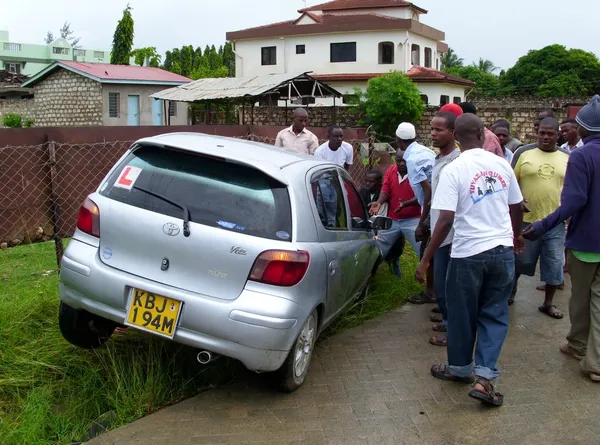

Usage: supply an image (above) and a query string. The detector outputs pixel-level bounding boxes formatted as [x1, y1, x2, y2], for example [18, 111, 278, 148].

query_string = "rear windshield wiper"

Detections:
[133, 185, 191, 237]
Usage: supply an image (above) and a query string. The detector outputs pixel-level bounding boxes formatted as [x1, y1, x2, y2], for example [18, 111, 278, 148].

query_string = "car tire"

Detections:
[273, 309, 318, 393]
[58, 302, 117, 349]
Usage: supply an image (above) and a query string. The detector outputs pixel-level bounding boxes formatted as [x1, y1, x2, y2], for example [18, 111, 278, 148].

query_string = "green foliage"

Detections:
[447, 66, 501, 96]
[440, 47, 463, 70]
[162, 42, 235, 79]
[130, 47, 161, 67]
[190, 65, 228, 80]
[3, 114, 23, 128]
[222, 42, 236, 77]
[110, 4, 135, 65]
[472, 58, 497, 74]
[501, 44, 600, 96]
[350, 72, 424, 139]
[24, 119, 35, 128]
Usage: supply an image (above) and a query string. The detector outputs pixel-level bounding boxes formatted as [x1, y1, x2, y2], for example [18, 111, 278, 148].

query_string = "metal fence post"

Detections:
[47, 141, 64, 267]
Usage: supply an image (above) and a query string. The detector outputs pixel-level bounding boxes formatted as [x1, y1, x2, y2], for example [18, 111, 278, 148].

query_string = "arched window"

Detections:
[411, 44, 420, 66]
[424, 48, 432, 68]
[378, 42, 395, 65]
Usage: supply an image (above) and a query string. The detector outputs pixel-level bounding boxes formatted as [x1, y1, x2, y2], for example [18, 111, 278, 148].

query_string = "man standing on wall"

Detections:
[523, 95, 600, 382]
[426, 111, 461, 347]
[417, 113, 524, 406]
[510, 118, 570, 317]
[314, 125, 353, 170]
[275, 108, 319, 155]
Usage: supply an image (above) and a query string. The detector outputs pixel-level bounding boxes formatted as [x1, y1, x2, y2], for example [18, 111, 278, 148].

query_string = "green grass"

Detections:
[0, 241, 421, 444]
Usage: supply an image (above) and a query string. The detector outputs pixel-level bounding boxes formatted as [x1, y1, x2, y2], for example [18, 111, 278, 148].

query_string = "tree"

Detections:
[473, 58, 497, 74]
[180, 45, 194, 76]
[501, 44, 600, 96]
[110, 4, 135, 65]
[440, 47, 463, 70]
[130, 47, 161, 67]
[351, 72, 424, 139]
[446, 66, 501, 96]
[223, 42, 236, 77]
[44, 22, 81, 47]
[44, 31, 54, 44]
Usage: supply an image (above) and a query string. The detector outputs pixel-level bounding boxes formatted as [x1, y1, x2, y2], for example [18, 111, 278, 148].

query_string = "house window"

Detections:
[292, 97, 315, 105]
[108, 93, 120, 118]
[378, 42, 394, 65]
[453, 97, 462, 104]
[94, 51, 104, 59]
[411, 44, 420, 65]
[261, 46, 277, 66]
[330, 42, 356, 63]
[420, 94, 429, 105]
[7, 63, 21, 74]
[440, 95, 450, 106]
[424, 48, 432, 68]
[296, 45, 306, 55]
[169, 101, 177, 117]
[3, 43, 21, 51]
[52, 47, 69, 55]
[74, 49, 86, 57]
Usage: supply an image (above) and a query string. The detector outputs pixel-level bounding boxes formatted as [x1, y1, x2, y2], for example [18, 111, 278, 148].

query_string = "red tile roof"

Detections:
[23, 61, 191, 87]
[227, 13, 444, 41]
[299, 0, 427, 14]
[313, 68, 475, 87]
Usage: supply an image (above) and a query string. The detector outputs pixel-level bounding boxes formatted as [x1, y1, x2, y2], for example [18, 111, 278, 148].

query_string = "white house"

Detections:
[226, 0, 474, 106]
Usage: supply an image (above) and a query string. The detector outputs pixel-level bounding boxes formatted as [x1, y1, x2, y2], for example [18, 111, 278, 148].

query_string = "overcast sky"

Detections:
[1, 0, 599, 70]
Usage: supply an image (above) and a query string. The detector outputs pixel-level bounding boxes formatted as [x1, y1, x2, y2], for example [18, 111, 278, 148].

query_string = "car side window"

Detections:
[310, 170, 348, 230]
[343, 178, 369, 230]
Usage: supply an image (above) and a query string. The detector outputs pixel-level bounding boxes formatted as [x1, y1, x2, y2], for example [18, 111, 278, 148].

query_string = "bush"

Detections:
[350, 71, 425, 140]
[3, 113, 23, 128]
[24, 119, 35, 128]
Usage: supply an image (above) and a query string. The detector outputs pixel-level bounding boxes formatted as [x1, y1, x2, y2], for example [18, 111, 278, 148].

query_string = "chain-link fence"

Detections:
[1, 133, 392, 266]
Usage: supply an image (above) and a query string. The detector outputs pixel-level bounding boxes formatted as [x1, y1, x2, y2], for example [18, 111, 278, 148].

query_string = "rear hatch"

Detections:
[96, 143, 293, 300]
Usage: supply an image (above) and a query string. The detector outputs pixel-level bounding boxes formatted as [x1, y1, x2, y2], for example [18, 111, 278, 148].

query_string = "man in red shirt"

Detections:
[369, 149, 421, 279]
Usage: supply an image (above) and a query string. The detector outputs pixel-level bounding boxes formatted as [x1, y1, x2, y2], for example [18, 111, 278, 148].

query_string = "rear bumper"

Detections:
[59, 238, 308, 372]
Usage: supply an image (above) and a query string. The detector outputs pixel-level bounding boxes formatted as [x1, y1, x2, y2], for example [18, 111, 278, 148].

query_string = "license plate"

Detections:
[125, 289, 182, 338]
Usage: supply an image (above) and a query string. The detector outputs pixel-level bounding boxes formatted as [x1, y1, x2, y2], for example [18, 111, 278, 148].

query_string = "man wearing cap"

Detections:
[396, 122, 437, 304]
[523, 95, 600, 383]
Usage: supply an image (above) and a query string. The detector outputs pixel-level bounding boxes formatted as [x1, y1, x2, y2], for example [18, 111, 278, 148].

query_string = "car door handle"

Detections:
[328, 261, 336, 276]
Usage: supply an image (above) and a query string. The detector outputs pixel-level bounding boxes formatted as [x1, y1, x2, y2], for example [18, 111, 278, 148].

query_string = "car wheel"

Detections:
[58, 302, 117, 349]
[274, 309, 318, 393]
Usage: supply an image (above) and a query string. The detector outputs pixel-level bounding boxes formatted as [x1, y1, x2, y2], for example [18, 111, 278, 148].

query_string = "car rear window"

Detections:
[100, 144, 293, 241]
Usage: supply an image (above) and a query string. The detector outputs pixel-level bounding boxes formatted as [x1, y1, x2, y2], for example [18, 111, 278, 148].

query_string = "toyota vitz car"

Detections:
[58, 133, 391, 392]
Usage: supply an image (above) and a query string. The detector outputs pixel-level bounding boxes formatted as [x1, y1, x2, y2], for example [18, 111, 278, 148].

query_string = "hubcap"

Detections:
[293, 313, 316, 378]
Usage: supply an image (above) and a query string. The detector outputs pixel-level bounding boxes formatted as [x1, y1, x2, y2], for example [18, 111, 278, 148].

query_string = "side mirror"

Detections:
[370, 216, 392, 231]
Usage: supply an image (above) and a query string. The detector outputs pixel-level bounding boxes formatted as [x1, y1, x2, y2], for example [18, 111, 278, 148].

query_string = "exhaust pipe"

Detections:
[196, 350, 219, 365]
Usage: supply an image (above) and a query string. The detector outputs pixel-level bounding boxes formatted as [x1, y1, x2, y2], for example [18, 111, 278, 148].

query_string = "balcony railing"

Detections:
[3, 43, 22, 51]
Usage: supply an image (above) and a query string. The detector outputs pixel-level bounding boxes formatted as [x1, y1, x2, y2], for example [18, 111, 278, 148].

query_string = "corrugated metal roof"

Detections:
[151, 72, 340, 102]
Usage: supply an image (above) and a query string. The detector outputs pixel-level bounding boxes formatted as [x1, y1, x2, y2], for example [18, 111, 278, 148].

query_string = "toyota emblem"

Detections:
[163, 222, 180, 236]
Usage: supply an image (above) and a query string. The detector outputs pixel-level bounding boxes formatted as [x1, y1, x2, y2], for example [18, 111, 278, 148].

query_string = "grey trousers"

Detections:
[566, 250, 600, 375]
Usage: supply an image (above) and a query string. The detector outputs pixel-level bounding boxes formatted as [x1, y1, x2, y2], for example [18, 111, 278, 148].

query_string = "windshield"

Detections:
[100, 144, 293, 241]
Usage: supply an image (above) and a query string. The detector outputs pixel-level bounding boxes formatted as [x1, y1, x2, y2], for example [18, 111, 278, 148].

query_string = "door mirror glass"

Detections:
[370, 215, 393, 231]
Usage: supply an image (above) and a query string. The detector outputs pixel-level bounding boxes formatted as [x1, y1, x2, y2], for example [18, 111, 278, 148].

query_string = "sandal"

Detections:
[538, 304, 564, 319]
[586, 372, 600, 382]
[560, 342, 583, 361]
[431, 305, 441, 314]
[432, 323, 447, 332]
[468, 378, 504, 407]
[409, 291, 436, 305]
[430, 363, 474, 383]
[429, 336, 447, 347]
[430, 314, 443, 323]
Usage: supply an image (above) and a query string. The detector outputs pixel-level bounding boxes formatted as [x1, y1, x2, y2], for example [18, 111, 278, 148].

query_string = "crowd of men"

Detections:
[274, 96, 600, 406]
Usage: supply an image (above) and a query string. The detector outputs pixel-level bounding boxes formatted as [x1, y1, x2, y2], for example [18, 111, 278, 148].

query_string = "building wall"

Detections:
[418, 83, 466, 106]
[323, 8, 418, 19]
[0, 98, 36, 127]
[235, 30, 440, 77]
[34, 69, 103, 127]
[101, 84, 188, 126]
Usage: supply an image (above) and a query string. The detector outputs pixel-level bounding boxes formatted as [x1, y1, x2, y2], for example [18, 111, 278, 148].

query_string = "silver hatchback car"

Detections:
[58, 133, 391, 392]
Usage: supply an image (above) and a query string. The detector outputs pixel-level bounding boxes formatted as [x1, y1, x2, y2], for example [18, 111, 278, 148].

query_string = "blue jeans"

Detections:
[446, 245, 515, 381]
[515, 222, 565, 285]
[434, 244, 452, 328]
[377, 218, 420, 259]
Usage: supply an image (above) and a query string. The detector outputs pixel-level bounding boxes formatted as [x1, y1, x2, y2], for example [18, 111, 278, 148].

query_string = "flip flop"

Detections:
[538, 304, 564, 319]
[560, 342, 583, 361]
[429, 336, 447, 347]
[431, 306, 441, 314]
[432, 323, 447, 332]
[430, 314, 443, 323]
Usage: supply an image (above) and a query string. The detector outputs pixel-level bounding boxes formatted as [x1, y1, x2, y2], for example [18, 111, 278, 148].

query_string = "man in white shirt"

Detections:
[314, 125, 353, 170]
[416, 114, 525, 407]
[560, 118, 584, 152]
[274, 108, 319, 155]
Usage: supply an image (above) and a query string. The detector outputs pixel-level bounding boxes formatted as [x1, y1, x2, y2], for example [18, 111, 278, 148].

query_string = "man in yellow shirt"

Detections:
[511, 117, 570, 319]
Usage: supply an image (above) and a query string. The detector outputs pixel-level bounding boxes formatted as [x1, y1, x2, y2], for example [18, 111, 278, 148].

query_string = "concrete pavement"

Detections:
[87, 272, 600, 445]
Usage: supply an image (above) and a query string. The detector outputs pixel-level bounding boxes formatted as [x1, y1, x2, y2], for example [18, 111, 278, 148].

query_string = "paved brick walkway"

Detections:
[88, 273, 600, 445]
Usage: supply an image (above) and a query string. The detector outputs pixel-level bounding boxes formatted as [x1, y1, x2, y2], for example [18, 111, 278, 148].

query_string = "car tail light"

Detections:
[77, 197, 100, 237]
[249, 250, 310, 287]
